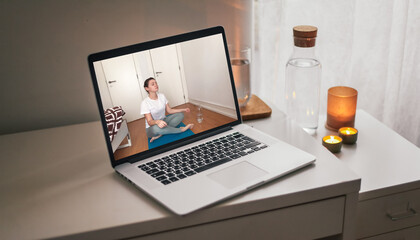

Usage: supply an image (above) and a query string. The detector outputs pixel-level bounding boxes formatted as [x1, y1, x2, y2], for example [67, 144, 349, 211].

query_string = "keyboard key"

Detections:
[185, 171, 196, 176]
[151, 171, 165, 178]
[177, 174, 187, 179]
[161, 180, 171, 185]
[169, 177, 179, 182]
[156, 176, 167, 181]
[139, 165, 150, 171]
[146, 169, 158, 174]
[190, 164, 198, 169]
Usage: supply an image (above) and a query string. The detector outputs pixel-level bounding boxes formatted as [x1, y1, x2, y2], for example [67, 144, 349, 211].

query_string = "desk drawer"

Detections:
[357, 188, 420, 239]
[136, 197, 345, 240]
[362, 225, 420, 240]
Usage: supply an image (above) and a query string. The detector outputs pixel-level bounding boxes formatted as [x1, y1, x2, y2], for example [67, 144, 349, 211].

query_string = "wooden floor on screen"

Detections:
[113, 103, 236, 160]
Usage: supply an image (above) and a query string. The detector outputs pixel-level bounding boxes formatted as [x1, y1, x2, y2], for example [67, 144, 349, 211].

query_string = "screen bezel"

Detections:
[88, 26, 242, 168]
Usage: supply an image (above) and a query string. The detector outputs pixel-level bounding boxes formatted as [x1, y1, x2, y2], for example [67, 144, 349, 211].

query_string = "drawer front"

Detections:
[136, 197, 345, 240]
[362, 224, 420, 240]
[357, 188, 420, 239]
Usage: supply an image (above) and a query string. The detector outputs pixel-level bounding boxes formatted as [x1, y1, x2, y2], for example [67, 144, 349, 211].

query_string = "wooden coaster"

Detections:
[240, 95, 272, 121]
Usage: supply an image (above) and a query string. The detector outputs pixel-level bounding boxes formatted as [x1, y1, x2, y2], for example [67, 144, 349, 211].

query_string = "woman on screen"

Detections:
[141, 77, 194, 143]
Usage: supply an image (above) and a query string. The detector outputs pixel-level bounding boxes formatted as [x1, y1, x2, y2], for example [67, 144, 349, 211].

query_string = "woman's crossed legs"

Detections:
[146, 113, 194, 142]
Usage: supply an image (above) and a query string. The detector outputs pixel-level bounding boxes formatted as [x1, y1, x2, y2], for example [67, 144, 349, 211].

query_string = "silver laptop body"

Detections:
[88, 26, 315, 215]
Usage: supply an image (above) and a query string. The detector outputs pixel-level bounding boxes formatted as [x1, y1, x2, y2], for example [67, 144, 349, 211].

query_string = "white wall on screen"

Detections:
[180, 34, 235, 115]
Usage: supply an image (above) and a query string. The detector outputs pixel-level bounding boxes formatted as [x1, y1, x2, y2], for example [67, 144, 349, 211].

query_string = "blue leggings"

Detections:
[146, 113, 184, 138]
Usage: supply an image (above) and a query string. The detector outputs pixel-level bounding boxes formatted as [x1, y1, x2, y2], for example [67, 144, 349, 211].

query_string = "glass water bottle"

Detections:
[285, 25, 321, 133]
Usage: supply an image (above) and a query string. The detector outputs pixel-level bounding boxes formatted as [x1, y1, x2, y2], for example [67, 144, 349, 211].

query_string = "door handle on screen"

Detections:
[386, 207, 417, 221]
[156, 72, 162, 74]
[108, 80, 117, 84]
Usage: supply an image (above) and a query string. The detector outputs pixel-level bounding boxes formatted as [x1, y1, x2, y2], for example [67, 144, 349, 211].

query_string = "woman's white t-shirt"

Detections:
[140, 93, 168, 128]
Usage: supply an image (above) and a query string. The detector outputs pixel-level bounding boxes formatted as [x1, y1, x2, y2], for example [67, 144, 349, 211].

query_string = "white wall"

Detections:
[181, 34, 236, 116]
[0, 0, 252, 134]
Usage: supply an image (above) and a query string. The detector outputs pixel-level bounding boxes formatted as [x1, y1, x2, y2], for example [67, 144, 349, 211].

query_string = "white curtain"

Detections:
[253, 0, 420, 147]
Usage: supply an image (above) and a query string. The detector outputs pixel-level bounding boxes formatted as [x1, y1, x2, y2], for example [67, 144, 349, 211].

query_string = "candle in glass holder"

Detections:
[326, 86, 358, 130]
[322, 135, 343, 153]
[338, 127, 358, 144]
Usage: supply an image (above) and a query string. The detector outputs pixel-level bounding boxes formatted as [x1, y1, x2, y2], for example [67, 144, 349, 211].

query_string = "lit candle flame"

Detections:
[324, 135, 341, 144]
[340, 127, 357, 135]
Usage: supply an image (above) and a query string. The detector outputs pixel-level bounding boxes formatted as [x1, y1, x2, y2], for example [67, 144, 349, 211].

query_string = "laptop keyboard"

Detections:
[138, 132, 268, 185]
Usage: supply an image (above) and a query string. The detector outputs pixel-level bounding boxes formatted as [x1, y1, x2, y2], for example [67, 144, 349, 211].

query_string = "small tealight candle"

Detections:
[338, 127, 358, 144]
[322, 135, 343, 153]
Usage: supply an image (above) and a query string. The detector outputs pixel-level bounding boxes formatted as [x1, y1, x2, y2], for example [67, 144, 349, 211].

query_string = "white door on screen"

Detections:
[133, 51, 154, 106]
[101, 54, 144, 122]
[149, 45, 186, 108]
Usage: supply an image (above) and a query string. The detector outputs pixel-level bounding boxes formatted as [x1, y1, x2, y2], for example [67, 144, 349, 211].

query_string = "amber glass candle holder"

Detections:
[326, 86, 358, 130]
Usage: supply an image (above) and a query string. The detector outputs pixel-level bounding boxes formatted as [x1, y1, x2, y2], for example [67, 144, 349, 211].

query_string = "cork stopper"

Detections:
[293, 25, 317, 47]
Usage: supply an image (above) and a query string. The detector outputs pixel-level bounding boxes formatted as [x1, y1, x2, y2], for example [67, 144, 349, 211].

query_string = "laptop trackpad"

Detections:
[207, 161, 268, 189]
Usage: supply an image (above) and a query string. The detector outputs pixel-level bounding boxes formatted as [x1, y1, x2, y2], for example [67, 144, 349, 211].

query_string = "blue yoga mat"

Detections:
[148, 122, 194, 149]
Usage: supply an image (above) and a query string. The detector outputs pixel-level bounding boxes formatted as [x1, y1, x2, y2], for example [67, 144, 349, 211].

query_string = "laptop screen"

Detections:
[88, 27, 241, 166]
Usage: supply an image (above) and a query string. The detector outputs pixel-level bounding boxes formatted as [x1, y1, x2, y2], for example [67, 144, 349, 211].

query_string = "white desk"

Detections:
[314, 110, 420, 239]
[0, 107, 360, 240]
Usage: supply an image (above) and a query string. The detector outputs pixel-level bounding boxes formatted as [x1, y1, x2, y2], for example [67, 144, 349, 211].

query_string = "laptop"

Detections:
[88, 26, 315, 215]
